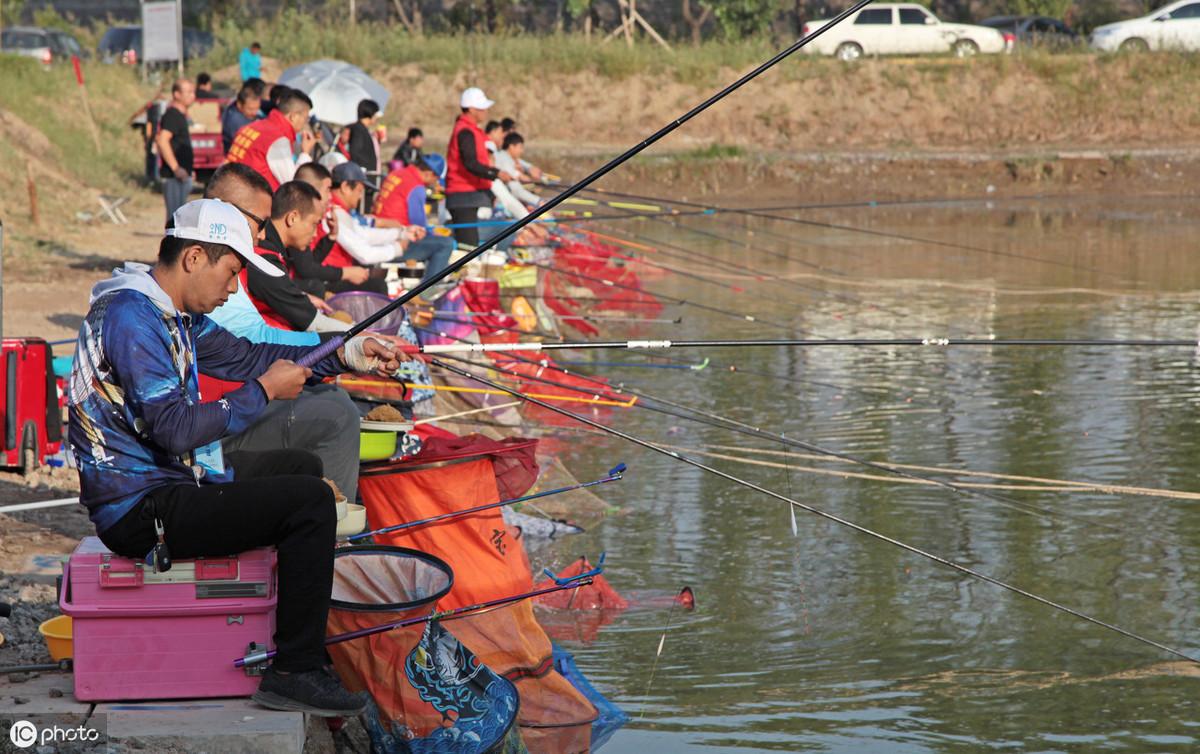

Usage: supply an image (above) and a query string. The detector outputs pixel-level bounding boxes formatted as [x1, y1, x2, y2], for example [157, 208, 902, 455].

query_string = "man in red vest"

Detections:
[228, 89, 317, 191]
[445, 87, 514, 246]
[243, 181, 351, 334]
[372, 158, 455, 284]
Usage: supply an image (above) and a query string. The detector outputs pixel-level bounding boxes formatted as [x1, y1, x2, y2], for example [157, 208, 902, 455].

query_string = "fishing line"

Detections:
[577, 186, 1126, 282]
[420, 326, 875, 397]
[526, 261, 793, 330]
[430, 358, 1199, 665]
[293, 0, 877, 368]
[577, 222, 865, 309]
[400, 336, 1200, 350]
[584, 220, 951, 331]
[430, 352, 1134, 535]
[388, 336, 1200, 354]
[556, 234, 755, 295]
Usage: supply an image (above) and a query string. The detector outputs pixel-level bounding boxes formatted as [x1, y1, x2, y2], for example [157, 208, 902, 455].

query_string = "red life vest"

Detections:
[445, 114, 493, 195]
[373, 165, 423, 224]
[226, 109, 296, 191]
[238, 246, 295, 331]
[322, 194, 356, 269]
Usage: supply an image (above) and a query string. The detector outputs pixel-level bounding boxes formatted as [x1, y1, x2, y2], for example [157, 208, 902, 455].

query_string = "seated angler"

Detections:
[321, 162, 423, 283]
[244, 180, 353, 334]
[372, 157, 456, 285]
[68, 198, 402, 716]
[290, 163, 375, 296]
[203, 163, 367, 508]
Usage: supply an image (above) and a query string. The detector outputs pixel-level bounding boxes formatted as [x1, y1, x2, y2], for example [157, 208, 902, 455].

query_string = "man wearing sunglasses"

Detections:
[201, 164, 367, 507]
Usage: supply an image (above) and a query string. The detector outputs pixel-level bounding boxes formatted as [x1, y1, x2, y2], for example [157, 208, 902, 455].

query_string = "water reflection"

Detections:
[534, 195, 1200, 752]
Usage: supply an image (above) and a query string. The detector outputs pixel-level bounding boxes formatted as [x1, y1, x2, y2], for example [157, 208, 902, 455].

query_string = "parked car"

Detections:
[1089, 0, 1200, 52]
[97, 25, 215, 64]
[980, 15, 1079, 48]
[0, 26, 85, 65]
[803, 4, 1013, 61]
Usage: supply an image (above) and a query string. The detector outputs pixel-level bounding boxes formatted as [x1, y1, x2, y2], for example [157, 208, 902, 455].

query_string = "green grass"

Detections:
[197, 11, 781, 84]
[0, 55, 146, 193]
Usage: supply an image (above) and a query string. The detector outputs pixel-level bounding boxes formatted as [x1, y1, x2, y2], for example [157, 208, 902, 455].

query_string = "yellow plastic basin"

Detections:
[360, 430, 397, 461]
[39, 615, 73, 661]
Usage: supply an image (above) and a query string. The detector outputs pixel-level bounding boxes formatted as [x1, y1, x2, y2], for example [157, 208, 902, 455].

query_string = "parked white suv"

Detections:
[804, 3, 1012, 60]
[1089, 0, 1200, 52]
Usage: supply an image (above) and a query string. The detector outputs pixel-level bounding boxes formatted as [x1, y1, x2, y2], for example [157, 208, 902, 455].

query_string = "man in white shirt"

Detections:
[494, 132, 541, 207]
[325, 161, 411, 266]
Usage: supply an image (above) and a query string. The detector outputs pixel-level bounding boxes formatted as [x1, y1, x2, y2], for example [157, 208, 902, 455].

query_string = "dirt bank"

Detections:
[4, 49, 1200, 323]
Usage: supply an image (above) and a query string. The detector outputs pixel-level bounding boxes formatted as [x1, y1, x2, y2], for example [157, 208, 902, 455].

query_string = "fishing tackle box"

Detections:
[59, 536, 277, 701]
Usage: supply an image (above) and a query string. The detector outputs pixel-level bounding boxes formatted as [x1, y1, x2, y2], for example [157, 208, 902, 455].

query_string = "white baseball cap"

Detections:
[166, 199, 283, 278]
[460, 87, 494, 110]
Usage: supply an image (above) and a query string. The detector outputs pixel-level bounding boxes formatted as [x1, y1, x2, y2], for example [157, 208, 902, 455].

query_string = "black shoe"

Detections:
[252, 667, 369, 717]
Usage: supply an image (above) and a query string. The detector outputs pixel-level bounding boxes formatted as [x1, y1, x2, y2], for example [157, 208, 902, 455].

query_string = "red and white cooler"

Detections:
[60, 537, 277, 701]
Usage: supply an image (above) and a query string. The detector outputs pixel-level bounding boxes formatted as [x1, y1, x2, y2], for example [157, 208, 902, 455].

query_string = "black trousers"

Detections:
[99, 449, 336, 672]
[449, 206, 481, 246]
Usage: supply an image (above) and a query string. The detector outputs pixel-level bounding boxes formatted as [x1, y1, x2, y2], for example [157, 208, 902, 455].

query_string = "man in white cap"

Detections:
[445, 87, 514, 246]
[67, 198, 402, 717]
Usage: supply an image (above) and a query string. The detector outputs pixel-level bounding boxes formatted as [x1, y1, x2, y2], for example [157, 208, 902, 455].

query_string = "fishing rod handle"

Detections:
[296, 336, 345, 369]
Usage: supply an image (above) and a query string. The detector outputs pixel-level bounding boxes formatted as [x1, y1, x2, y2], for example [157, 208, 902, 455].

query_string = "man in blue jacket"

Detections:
[68, 198, 401, 716]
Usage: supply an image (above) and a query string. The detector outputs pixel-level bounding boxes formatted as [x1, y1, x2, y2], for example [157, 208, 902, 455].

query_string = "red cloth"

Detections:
[412, 434, 539, 500]
[372, 164, 423, 224]
[321, 194, 355, 269]
[445, 114, 493, 195]
[225, 110, 296, 191]
[458, 279, 518, 335]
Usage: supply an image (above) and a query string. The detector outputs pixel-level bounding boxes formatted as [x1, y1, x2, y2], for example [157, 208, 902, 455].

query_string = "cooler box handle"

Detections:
[100, 559, 143, 588]
[196, 558, 238, 581]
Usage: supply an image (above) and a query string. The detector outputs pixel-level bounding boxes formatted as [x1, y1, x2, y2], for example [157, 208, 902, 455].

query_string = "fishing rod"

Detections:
[293, 0, 875, 369]
[430, 358, 1198, 664]
[345, 464, 626, 541]
[527, 261, 791, 329]
[543, 184, 1062, 219]
[380, 336, 1200, 356]
[236, 571, 599, 667]
[431, 351, 1135, 532]
[577, 186, 1124, 281]
[554, 357, 710, 371]
[494, 290, 682, 311]
[423, 324, 891, 400]
[556, 234, 755, 295]
[423, 309, 683, 326]
[578, 222, 933, 327]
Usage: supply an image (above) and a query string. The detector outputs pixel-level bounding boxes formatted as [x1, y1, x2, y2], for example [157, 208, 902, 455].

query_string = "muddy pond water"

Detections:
[531, 193, 1200, 752]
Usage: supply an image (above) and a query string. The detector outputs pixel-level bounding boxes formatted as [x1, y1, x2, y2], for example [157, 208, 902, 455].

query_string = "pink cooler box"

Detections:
[60, 537, 277, 702]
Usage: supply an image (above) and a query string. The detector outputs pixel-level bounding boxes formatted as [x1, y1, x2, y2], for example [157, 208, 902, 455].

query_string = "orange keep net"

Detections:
[325, 546, 524, 750]
[357, 440, 597, 753]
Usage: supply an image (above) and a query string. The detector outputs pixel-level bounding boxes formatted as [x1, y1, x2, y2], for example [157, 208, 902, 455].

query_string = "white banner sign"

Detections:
[141, 0, 182, 63]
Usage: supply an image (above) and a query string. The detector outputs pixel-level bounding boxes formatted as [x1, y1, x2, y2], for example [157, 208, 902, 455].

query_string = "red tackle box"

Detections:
[59, 537, 277, 702]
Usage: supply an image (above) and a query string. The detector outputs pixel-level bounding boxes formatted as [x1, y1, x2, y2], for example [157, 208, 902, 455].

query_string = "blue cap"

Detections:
[423, 153, 446, 185]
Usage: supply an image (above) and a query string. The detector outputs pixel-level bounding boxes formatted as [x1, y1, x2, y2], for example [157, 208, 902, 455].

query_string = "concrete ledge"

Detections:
[0, 673, 88, 719]
[94, 697, 305, 754]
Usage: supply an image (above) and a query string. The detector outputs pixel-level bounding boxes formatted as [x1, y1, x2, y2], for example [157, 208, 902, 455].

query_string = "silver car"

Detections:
[1, 26, 84, 65]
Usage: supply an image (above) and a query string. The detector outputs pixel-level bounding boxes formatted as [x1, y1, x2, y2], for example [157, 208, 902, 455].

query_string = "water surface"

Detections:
[533, 194, 1200, 752]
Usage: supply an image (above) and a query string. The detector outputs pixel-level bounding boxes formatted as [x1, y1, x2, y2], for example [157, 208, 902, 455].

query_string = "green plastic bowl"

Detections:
[359, 430, 397, 461]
